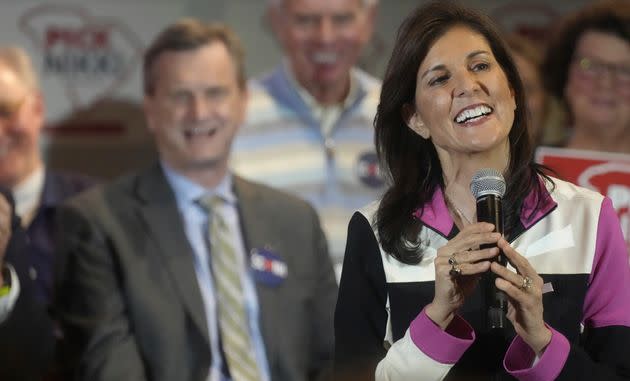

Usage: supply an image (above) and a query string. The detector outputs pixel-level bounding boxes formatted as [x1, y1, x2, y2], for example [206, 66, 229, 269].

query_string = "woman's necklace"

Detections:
[444, 193, 475, 226]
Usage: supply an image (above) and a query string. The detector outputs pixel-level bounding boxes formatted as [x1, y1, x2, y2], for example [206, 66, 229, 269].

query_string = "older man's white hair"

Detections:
[0, 46, 39, 91]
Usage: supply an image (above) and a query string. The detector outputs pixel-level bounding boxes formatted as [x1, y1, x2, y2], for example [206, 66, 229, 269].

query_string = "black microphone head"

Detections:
[470, 168, 506, 199]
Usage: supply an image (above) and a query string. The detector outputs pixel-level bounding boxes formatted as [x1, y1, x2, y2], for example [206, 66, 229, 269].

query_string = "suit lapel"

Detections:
[136, 165, 210, 344]
[233, 176, 263, 255]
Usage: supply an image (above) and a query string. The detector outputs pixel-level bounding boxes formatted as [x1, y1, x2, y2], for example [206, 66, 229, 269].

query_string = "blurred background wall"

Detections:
[0, 0, 591, 180]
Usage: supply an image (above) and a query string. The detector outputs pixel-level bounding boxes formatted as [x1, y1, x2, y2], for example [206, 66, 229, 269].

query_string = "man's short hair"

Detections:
[143, 19, 246, 95]
[0, 46, 38, 91]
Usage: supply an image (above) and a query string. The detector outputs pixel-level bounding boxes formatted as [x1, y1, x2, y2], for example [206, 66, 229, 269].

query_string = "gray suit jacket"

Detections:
[54, 164, 337, 381]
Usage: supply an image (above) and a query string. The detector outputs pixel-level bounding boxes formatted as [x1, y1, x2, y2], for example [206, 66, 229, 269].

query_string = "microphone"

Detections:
[470, 168, 507, 330]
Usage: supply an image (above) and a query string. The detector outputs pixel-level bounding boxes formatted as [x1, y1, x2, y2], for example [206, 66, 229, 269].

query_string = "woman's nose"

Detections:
[454, 71, 481, 97]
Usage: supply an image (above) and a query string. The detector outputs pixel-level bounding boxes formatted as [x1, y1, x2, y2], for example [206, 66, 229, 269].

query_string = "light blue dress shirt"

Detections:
[162, 163, 270, 381]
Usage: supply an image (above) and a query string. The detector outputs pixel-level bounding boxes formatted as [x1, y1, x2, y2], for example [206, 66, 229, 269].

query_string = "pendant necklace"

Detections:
[444, 193, 475, 226]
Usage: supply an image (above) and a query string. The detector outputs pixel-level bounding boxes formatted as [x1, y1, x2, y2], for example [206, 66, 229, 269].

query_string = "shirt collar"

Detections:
[520, 177, 556, 229]
[12, 165, 45, 221]
[412, 186, 454, 237]
[160, 161, 236, 208]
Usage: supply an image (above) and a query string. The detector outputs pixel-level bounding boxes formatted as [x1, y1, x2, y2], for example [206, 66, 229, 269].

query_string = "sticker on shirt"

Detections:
[356, 151, 385, 188]
[250, 248, 287, 287]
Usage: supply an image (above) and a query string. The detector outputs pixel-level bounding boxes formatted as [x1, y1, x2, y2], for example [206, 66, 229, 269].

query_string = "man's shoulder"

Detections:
[235, 175, 314, 214]
[351, 67, 381, 116]
[352, 67, 382, 92]
[249, 64, 284, 89]
[47, 169, 95, 186]
[63, 169, 147, 216]
[44, 169, 98, 202]
[246, 67, 284, 107]
[246, 80, 277, 112]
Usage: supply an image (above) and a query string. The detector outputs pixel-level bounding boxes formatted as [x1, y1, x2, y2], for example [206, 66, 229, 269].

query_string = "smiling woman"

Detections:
[334, 2, 630, 381]
[405, 25, 516, 171]
[543, 0, 630, 154]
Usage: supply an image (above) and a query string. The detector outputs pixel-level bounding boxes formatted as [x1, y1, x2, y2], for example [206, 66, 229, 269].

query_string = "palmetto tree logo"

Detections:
[19, 4, 144, 110]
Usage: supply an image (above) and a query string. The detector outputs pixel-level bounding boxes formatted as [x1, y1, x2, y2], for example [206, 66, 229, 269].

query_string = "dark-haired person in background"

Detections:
[334, 2, 630, 380]
[504, 33, 566, 148]
[543, 0, 630, 154]
[0, 189, 54, 381]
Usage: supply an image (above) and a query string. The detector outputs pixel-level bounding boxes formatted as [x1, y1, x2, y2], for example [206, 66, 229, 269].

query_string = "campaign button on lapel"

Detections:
[250, 248, 287, 287]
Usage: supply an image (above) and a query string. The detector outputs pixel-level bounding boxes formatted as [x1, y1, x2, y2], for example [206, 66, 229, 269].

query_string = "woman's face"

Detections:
[408, 26, 516, 163]
[565, 30, 630, 130]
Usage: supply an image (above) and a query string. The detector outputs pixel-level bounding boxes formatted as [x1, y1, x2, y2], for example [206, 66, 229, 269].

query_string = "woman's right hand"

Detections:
[425, 222, 501, 329]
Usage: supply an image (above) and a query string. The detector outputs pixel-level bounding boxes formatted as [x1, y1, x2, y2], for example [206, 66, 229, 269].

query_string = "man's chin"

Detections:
[187, 157, 223, 170]
[314, 70, 346, 84]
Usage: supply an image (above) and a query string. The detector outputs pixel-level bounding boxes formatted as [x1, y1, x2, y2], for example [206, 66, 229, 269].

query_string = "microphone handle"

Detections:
[476, 195, 507, 330]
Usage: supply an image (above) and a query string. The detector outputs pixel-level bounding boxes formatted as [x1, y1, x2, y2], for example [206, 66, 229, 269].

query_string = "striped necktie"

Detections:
[198, 195, 262, 381]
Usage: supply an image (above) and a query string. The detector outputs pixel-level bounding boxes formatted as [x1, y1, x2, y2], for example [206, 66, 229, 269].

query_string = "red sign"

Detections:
[45, 26, 110, 49]
[536, 147, 630, 249]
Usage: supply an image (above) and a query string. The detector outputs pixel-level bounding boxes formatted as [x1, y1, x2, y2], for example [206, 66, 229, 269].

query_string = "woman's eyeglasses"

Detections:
[573, 56, 630, 86]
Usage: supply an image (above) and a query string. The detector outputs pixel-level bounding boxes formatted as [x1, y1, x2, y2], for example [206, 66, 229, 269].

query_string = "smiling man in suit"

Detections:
[55, 19, 337, 381]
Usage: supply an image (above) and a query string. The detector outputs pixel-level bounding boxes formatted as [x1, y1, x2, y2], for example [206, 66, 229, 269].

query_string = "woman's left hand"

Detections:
[491, 238, 552, 355]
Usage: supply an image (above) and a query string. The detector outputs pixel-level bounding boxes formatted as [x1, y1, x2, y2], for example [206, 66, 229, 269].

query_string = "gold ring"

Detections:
[449, 264, 461, 277]
[448, 255, 458, 266]
[521, 276, 533, 290]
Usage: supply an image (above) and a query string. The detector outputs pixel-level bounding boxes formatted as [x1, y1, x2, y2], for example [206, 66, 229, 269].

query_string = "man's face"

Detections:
[0, 62, 43, 188]
[143, 42, 247, 174]
[271, 0, 375, 92]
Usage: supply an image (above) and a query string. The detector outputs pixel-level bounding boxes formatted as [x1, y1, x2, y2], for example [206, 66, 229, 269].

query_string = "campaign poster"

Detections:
[0, 1, 183, 178]
[536, 147, 630, 251]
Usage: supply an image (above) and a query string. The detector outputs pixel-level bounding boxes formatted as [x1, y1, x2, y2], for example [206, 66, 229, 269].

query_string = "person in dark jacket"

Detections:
[0, 188, 54, 381]
[0, 46, 96, 379]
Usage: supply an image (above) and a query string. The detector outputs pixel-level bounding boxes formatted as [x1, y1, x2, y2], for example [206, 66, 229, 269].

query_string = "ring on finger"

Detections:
[449, 264, 462, 277]
[448, 255, 458, 266]
[520, 275, 533, 290]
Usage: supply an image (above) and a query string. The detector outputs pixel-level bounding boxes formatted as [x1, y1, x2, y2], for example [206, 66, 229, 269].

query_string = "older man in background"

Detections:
[0, 46, 94, 306]
[231, 0, 382, 280]
[0, 47, 94, 379]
